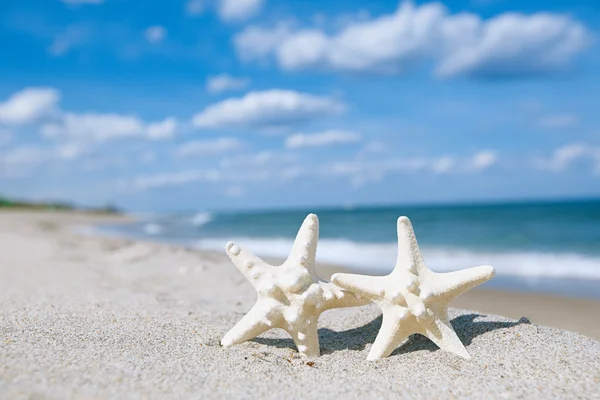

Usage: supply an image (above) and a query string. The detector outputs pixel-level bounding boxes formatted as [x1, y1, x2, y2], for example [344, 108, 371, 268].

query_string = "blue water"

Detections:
[97, 199, 600, 298]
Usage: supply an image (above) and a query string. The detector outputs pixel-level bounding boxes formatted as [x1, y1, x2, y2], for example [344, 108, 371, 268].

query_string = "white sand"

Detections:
[1, 211, 600, 399]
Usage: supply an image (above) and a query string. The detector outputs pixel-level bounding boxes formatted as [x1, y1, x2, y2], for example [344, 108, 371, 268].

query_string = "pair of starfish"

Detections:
[220, 214, 495, 360]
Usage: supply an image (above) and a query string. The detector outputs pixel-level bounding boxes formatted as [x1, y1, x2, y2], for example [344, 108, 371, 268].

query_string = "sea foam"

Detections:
[195, 237, 600, 280]
[191, 212, 213, 226]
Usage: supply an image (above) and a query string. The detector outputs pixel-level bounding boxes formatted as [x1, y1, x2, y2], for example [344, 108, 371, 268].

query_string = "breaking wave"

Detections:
[190, 212, 213, 226]
[194, 237, 600, 280]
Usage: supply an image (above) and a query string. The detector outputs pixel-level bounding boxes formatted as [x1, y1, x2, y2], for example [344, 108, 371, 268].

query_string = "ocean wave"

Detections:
[143, 223, 162, 235]
[190, 212, 213, 226]
[194, 237, 600, 280]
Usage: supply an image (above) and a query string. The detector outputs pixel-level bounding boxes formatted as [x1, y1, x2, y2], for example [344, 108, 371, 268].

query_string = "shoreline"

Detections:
[79, 212, 600, 340]
[91, 214, 600, 301]
[2, 210, 600, 398]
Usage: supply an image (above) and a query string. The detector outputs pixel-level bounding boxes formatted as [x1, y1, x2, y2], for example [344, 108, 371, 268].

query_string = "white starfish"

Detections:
[331, 216, 495, 360]
[221, 213, 367, 357]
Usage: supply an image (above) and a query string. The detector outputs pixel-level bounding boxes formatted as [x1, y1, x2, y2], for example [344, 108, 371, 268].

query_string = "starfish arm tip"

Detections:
[480, 264, 496, 278]
[397, 215, 410, 225]
[306, 213, 318, 223]
[331, 273, 384, 299]
[453, 344, 471, 359]
[330, 273, 347, 288]
[396, 216, 415, 233]
[220, 335, 234, 347]
[225, 241, 239, 256]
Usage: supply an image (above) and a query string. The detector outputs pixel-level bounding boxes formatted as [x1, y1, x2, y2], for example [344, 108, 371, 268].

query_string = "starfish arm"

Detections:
[284, 213, 319, 276]
[420, 313, 470, 359]
[225, 241, 271, 283]
[221, 302, 275, 347]
[367, 310, 412, 360]
[423, 265, 495, 304]
[394, 216, 424, 274]
[331, 273, 390, 300]
[317, 281, 371, 311]
[289, 316, 320, 357]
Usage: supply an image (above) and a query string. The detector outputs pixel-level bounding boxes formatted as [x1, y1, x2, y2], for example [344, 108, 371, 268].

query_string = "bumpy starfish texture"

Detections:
[332, 216, 495, 361]
[221, 214, 367, 357]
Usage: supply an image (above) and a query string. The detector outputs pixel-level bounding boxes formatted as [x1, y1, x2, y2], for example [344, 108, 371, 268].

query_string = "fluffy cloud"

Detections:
[54, 142, 86, 160]
[1, 87, 177, 143]
[192, 90, 344, 129]
[285, 130, 361, 149]
[536, 143, 600, 173]
[235, 1, 589, 77]
[218, 0, 264, 21]
[430, 156, 455, 174]
[133, 170, 221, 190]
[0, 88, 60, 125]
[219, 150, 298, 168]
[176, 138, 241, 157]
[234, 24, 291, 61]
[130, 149, 499, 190]
[206, 74, 250, 94]
[146, 118, 177, 139]
[48, 25, 91, 57]
[537, 114, 579, 129]
[43, 113, 177, 142]
[0, 143, 87, 178]
[318, 150, 499, 186]
[144, 26, 167, 44]
[185, 0, 264, 21]
[469, 151, 498, 171]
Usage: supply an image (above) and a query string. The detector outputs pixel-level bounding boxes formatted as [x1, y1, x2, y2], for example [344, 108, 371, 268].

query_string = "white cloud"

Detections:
[234, 24, 291, 61]
[48, 25, 91, 57]
[43, 113, 177, 142]
[218, 0, 264, 22]
[192, 90, 344, 129]
[176, 138, 241, 157]
[536, 143, 600, 173]
[0, 88, 60, 125]
[45, 113, 143, 141]
[220, 150, 298, 168]
[54, 142, 86, 160]
[146, 118, 177, 139]
[186, 0, 205, 15]
[235, 1, 589, 77]
[144, 26, 167, 44]
[537, 114, 579, 129]
[0, 143, 86, 178]
[469, 151, 498, 170]
[206, 74, 250, 94]
[128, 148, 499, 191]
[133, 170, 221, 190]
[61, 0, 104, 4]
[318, 150, 498, 185]
[285, 130, 361, 149]
[430, 156, 455, 174]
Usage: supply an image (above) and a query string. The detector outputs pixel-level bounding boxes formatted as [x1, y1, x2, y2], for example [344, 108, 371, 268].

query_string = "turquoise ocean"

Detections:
[97, 199, 600, 299]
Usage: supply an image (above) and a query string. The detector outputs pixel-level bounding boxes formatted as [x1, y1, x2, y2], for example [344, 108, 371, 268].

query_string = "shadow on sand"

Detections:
[253, 313, 529, 356]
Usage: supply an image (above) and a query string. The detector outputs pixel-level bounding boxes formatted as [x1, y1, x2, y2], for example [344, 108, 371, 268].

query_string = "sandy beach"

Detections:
[1, 210, 600, 399]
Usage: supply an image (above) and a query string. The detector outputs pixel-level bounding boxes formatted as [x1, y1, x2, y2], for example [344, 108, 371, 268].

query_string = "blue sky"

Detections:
[1, 0, 599, 212]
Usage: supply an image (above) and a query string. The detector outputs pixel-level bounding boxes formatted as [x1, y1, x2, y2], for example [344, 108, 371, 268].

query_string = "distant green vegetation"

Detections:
[0, 196, 122, 215]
